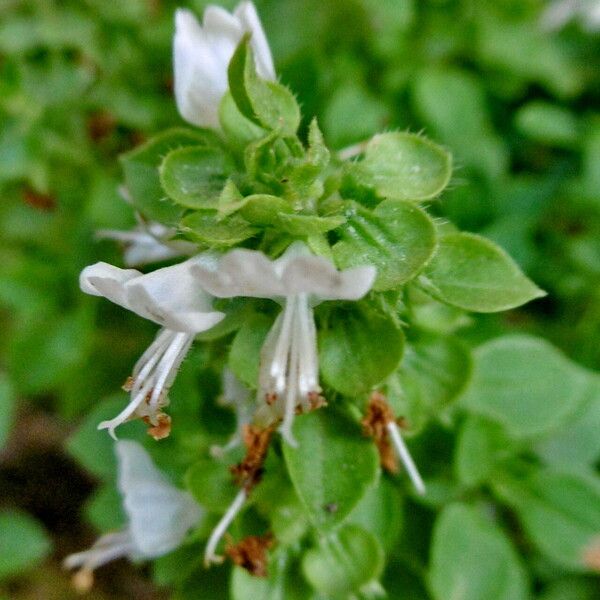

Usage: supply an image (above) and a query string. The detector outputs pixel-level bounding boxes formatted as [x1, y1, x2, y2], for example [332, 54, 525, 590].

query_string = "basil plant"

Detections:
[64, 3, 586, 599]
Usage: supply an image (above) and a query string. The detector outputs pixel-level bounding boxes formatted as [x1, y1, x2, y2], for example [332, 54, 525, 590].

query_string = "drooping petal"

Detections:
[80, 255, 225, 334]
[234, 1, 276, 79]
[80, 262, 142, 306]
[116, 441, 203, 557]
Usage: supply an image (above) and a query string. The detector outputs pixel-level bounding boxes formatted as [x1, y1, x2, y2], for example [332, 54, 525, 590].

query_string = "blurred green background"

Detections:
[0, 0, 598, 598]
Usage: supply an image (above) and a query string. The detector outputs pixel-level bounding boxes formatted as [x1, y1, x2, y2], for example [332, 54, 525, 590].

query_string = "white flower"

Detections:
[541, 0, 600, 31]
[174, 2, 275, 129]
[64, 441, 202, 589]
[96, 221, 196, 267]
[192, 242, 376, 446]
[80, 255, 225, 438]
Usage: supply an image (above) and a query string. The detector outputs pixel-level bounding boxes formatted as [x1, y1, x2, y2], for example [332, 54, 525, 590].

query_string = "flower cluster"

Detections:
[66, 0, 543, 591]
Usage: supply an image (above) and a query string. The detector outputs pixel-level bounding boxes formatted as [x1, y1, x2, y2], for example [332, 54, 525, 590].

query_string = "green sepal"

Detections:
[120, 128, 217, 223]
[228, 37, 300, 136]
[219, 90, 266, 150]
[277, 213, 345, 236]
[160, 145, 236, 209]
[180, 210, 258, 247]
[348, 131, 452, 201]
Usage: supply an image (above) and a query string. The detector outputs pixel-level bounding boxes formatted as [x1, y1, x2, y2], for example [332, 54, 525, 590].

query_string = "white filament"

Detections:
[204, 489, 247, 566]
[387, 422, 426, 495]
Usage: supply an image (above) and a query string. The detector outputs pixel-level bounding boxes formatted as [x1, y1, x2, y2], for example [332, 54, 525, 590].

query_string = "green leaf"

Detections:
[319, 303, 404, 397]
[159, 146, 235, 209]
[66, 394, 145, 479]
[302, 525, 384, 598]
[0, 511, 51, 580]
[333, 200, 437, 291]
[515, 102, 579, 149]
[352, 132, 452, 201]
[348, 478, 403, 553]
[423, 233, 545, 312]
[120, 128, 215, 223]
[185, 458, 239, 512]
[493, 469, 600, 573]
[454, 416, 516, 487]
[394, 333, 472, 430]
[228, 38, 300, 136]
[538, 577, 600, 600]
[0, 373, 16, 448]
[283, 409, 379, 531]
[429, 503, 530, 600]
[229, 313, 272, 388]
[412, 67, 508, 180]
[231, 552, 311, 600]
[180, 211, 258, 247]
[460, 335, 590, 439]
[535, 375, 600, 467]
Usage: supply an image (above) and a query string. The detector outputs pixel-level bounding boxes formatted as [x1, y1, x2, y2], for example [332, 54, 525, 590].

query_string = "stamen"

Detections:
[204, 489, 247, 566]
[387, 422, 426, 496]
[98, 329, 192, 439]
[269, 297, 296, 391]
[278, 299, 301, 447]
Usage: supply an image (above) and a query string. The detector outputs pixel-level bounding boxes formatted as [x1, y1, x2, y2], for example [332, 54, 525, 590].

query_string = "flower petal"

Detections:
[192, 248, 286, 298]
[116, 441, 203, 557]
[282, 258, 377, 300]
[234, 1, 276, 80]
[80, 262, 142, 308]
[174, 9, 226, 128]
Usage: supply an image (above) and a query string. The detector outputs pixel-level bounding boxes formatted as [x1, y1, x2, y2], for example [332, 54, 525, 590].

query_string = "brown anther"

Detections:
[265, 392, 278, 406]
[582, 537, 600, 572]
[230, 424, 274, 493]
[122, 376, 134, 392]
[22, 188, 56, 211]
[143, 413, 172, 441]
[361, 391, 398, 474]
[225, 533, 274, 577]
[307, 391, 327, 411]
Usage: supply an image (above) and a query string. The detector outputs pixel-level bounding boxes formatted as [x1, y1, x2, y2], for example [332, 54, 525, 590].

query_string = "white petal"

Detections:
[80, 262, 141, 307]
[125, 255, 224, 332]
[174, 9, 225, 128]
[116, 441, 203, 557]
[192, 249, 286, 298]
[282, 258, 377, 300]
[234, 1, 276, 79]
[81, 256, 225, 333]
